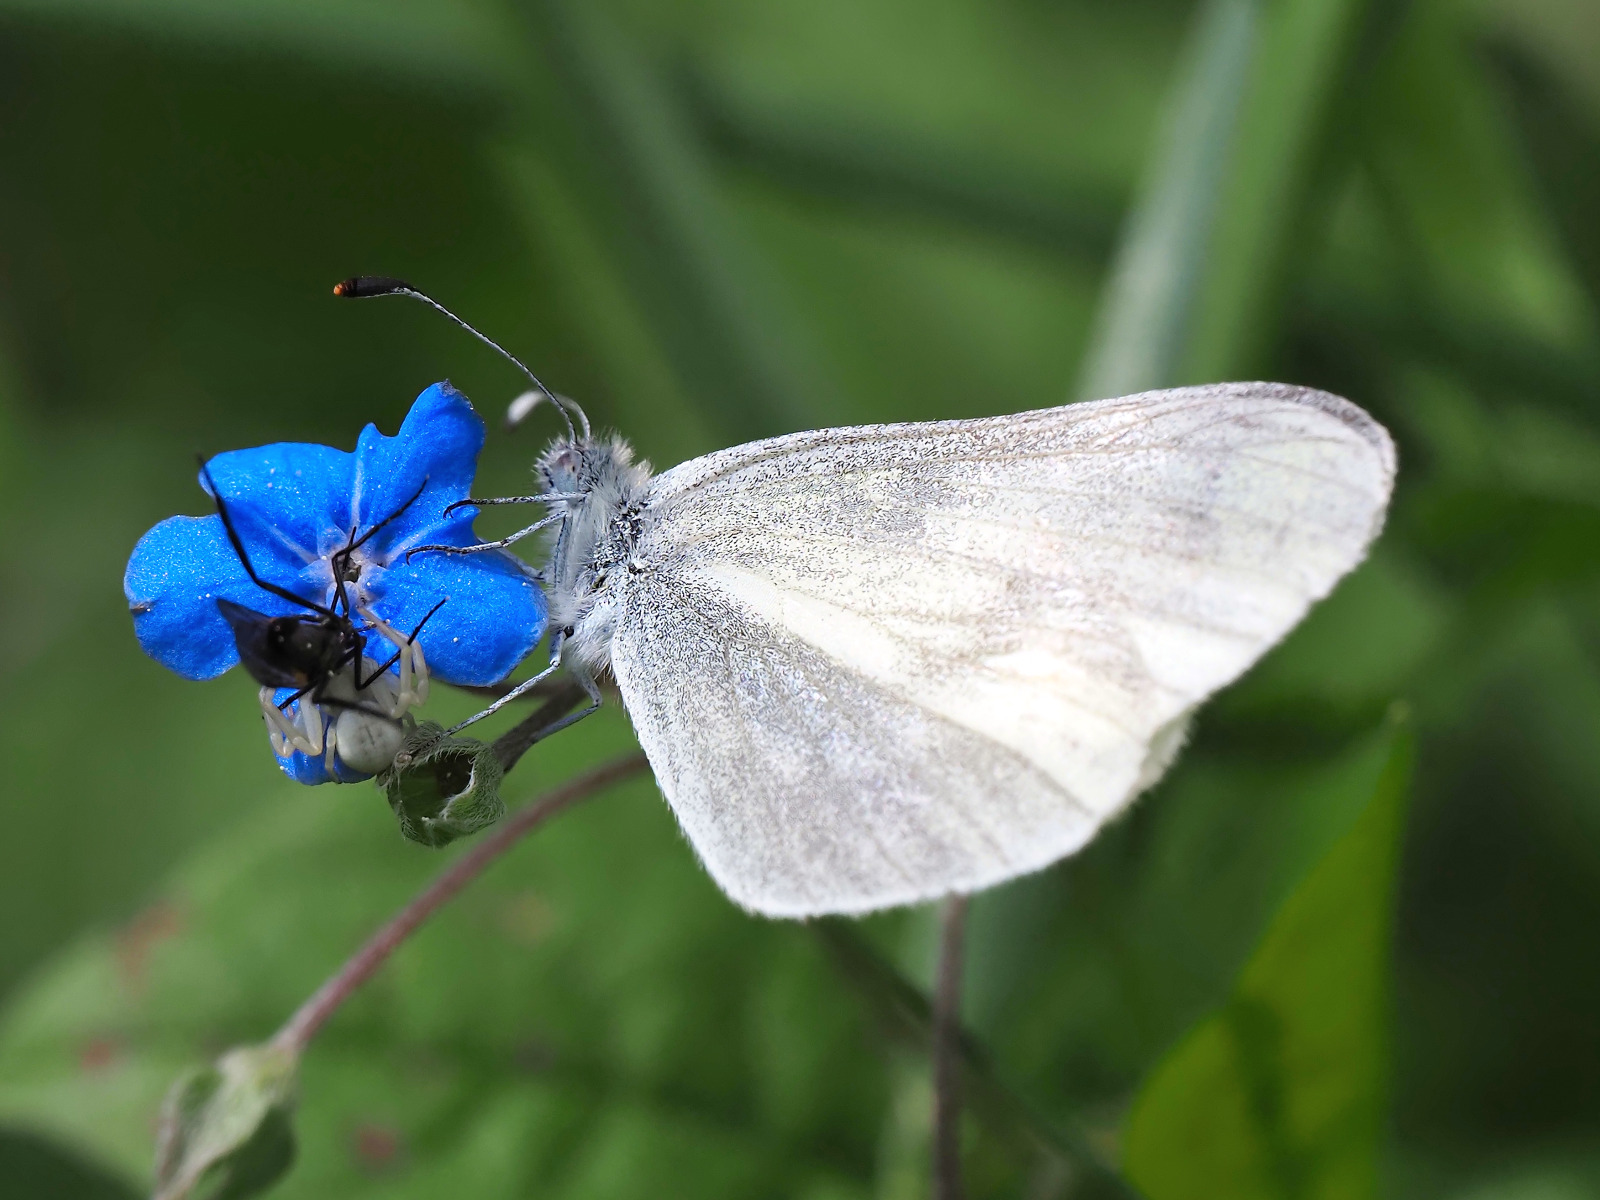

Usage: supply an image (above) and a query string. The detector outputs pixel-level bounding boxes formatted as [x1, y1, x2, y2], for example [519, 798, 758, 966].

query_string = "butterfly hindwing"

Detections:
[608, 383, 1395, 917]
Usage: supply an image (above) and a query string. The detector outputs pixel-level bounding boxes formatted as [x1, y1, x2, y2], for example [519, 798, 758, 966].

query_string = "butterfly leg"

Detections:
[490, 673, 603, 772]
[524, 668, 601, 744]
[440, 493, 585, 517]
[405, 511, 563, 562]
[447, 631, 574, 733]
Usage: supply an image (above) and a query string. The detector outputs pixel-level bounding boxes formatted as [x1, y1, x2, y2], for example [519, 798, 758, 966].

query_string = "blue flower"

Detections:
[124, 383, 547, 783]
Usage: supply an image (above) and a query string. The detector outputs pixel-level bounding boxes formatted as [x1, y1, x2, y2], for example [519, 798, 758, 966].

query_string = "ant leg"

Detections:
[198, 458, 335, 619]
[347, 476, 431, 555]
[329, 475, 433, 616]
[405, 512, 562, 562]
[448, 633, 568, 733]
[278, 683, 313, 712]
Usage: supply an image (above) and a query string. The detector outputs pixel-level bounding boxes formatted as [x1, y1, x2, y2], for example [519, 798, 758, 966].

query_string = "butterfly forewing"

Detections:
[610, 383, 1395, 917]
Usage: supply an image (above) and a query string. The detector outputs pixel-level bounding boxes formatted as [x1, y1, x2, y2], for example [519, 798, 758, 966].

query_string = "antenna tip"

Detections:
[506, 390, 547, 429]
[332, 276, 412, 299]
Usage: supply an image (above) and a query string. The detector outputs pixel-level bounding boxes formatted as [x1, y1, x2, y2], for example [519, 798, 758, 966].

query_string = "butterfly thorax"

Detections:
[535, 435, 654, 676]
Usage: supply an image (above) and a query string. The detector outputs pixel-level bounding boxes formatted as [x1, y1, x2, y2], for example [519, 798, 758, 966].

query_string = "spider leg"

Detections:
[260, 685, 323, 757]
[349, 629, 376, 691]
[358, 599, 443, 716]
[524, 668, 602, 744]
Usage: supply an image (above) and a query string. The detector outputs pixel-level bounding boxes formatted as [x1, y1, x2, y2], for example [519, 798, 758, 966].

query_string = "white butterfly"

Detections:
[436, 381, 1394, 918]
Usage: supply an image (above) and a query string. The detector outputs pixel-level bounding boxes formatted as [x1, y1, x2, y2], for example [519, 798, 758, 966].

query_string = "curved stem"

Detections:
[271, 751, 649, 1056]
[491, 680, 588, 772]
[933, 893, 969, 1200]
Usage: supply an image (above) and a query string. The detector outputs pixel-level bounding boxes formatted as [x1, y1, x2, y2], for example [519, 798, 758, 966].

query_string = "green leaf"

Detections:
[0, 0, 520, 97]
[504, 0, 829, 446]
[1080, 0, 1382, 398]
[1356, 0, 1599, 361]
[0, 717, 891, 1196]
[1122, 718, 1413, 1200]
[0, 1129, 139, 1200]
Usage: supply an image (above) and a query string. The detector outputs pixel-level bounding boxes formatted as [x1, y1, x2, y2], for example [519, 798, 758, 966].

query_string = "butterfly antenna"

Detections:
[506, 389, 591, 439]
[333, 276, 582, 442]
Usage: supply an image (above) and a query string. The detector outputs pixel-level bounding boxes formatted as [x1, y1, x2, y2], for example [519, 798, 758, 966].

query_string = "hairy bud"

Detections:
[378, 722, 505, 847]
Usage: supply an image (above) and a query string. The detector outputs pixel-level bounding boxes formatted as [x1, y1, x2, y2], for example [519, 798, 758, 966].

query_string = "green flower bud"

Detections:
[377, 721, 505, 848]
[153, 1042, 298, 1200]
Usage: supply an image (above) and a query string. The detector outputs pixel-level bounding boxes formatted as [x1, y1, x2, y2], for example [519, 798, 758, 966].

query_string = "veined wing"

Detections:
[610, 383, 1395, 917]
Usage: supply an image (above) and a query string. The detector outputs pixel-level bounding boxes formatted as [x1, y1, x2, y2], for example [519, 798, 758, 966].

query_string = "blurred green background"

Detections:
[0, 0, 1597, 1196]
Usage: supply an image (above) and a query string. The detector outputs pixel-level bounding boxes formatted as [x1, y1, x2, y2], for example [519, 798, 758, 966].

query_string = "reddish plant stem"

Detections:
[272, 751, 649, 1056]
[932, 892, 969, 1200]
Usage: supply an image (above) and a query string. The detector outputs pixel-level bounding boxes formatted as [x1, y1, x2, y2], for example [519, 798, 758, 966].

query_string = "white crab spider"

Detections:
[260, 606, 432, 776]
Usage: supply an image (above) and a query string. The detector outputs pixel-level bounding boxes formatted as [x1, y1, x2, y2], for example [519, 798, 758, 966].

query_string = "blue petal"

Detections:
[130, 382, 544, 727]
[372, 547, 547, 685]
[276, 746, 340, 786]
[201, 440, 355, 565]
[351, 383, 485, 561]
[125, 514, 311, 680]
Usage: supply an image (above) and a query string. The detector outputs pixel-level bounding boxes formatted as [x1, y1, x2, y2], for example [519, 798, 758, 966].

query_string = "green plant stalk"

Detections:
[1077, 0, 1260, 401]
[1181, 0, 1380, 381]
[932, 894, 970, 1200]
[814, 919, 1143, 1198]
[506, 0, 827, 445]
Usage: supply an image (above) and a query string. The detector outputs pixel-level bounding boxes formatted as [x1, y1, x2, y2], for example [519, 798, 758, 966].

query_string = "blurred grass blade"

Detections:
[1180, 0, 1381, 382]
[1315, 1, 1600, 398]
[1122, 717, 1413, 1200]
[991, 0, 1383, 1090]
[0, 0, 520, 98]
[1079, 0, 1379, 398]
[1076, 0, 1259, 401]
[507, 0, 829, 444]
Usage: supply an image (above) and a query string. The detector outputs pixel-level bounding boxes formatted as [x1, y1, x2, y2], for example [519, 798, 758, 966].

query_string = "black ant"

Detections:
[201, 457, 445, 771]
